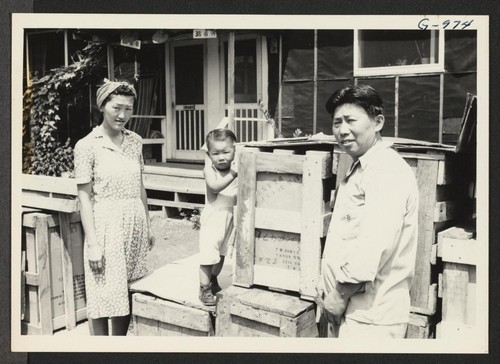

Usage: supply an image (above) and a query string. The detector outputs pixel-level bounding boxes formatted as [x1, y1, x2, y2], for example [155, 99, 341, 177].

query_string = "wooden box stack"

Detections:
[216, 286, 318, 337]
[435, 225, 477, 339]
[234, 146, 334, 301]
[21, 211, 87, 335]
[333, 149, 464, 338]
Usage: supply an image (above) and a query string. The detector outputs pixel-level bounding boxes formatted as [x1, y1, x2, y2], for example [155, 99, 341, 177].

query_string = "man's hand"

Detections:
[315, 288, 347, 325]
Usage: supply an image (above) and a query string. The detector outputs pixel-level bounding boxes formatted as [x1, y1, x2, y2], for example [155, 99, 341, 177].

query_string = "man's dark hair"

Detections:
[325, 84, 384, 119]
[206, 128, 237, 150]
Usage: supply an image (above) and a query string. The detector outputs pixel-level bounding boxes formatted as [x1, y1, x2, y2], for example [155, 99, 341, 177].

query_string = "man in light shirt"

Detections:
[317, 85, 419, 338]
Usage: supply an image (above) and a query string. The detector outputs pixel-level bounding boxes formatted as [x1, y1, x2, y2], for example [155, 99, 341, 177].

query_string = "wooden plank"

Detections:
[132, 294, 212, 333]
[436, 321, 475, 339]
[255, 173, 302, 212]
[399, 152, 446, 161]
[234, 152, 257, 287]
[237, 287, 311, 318]
[253, 265, 300, 292]
[440, 238, 478, 265]
[254, 208, 302, 234]
[58, 212, 76, 331]
[21, 251, 26, 321]
[293, 309, 318, 337]
[406, 312, 434, 339]
[230, 302, 281, 327]
[411, 158, 439, 312]
[305, 150, 333, 178]
[144, 176, 205, 194]
[255, 153, 305, 174]
[34, 214, 53, 335]
[273, 149, 296, 155]
[143, 164, 204, 179]
[442, 262, 475, 325]
[158, 320, 212, 336]
[147, 198, 204, 210]
[299, 151, 324, 298]
[22, 190, 79, 213]
[22, 174, 78, 195]
[228, 32, 235, 131]
[434, 201, 460, 222]
[135, 316, 160, 336]
[25, 225, 39, 328]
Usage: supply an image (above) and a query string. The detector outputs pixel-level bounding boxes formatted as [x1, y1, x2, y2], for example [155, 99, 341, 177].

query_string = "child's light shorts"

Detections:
[199, 206, 235, 265]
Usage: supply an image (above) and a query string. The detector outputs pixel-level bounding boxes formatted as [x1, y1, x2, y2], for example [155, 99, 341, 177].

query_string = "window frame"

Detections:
[353, 29, 445, 77]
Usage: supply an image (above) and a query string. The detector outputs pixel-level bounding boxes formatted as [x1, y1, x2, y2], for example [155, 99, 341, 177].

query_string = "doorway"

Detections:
[170, 41, 207, 160]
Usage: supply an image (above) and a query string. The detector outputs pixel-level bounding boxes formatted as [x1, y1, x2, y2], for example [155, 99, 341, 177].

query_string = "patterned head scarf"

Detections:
[96, 78, 137, 109]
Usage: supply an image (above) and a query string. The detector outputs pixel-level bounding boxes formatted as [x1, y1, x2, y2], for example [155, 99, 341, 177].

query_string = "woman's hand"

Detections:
[148, 235, 155, 251]
[87, 244, 104, 273]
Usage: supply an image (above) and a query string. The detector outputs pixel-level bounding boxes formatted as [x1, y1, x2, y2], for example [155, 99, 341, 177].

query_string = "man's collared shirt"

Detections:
[322, 140, 419, 325]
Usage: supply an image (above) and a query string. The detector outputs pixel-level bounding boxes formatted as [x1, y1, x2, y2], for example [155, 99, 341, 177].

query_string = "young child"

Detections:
[198, 129, 238, 305]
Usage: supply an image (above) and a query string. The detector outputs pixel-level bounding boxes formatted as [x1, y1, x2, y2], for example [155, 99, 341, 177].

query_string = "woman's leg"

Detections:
[111, 315, 131, 336]
[88, 317, 109, 336]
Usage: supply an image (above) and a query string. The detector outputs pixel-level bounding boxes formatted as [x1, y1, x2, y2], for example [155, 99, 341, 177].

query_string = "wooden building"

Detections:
[24, 28, 477, 164]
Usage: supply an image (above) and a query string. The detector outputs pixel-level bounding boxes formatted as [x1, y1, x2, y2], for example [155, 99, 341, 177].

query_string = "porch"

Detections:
[143, 161, 205, 216]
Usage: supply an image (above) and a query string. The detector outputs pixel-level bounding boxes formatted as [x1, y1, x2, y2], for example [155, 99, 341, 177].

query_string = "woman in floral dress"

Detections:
[74, 79, 153, 335]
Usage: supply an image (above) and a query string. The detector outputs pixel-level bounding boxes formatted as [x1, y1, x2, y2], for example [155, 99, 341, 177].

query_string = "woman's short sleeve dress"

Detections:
[74, 126, 149, 319]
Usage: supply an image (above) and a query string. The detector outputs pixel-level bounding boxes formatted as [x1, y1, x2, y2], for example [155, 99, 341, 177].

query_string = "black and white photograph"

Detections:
[10, 12, 488, 354]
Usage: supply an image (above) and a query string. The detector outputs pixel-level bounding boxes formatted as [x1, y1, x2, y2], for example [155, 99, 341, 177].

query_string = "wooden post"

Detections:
[58, 212, 76, 330]
[411, 159, 439, 314]
[300, 151, 328, 299]
[34, 214, 53, 335]
[228, 32, 235, 132]
[234, 151, 257, 286]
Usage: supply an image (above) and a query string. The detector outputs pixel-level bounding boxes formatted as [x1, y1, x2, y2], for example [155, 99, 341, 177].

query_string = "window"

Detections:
[224, 38, 257, 103]
[354, 29, 444, 76]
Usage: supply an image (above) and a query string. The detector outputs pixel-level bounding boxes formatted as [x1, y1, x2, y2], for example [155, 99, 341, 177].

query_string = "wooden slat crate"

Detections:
[234, 147, 334, 300]
[333, 150, 464, 316]
[215, 286, 318, 337]
[406, 312, 437, 339]
[132, 293, 215, 336]
[22, 211, 87, 335]
[436, 226, 477, 339]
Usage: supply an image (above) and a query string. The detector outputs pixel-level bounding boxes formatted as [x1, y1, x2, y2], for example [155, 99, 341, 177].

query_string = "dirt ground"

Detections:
[146, 210, 200, 272]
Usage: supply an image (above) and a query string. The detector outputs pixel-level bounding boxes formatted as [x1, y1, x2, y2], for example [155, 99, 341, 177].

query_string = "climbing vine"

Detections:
[23, 41, 107, 176]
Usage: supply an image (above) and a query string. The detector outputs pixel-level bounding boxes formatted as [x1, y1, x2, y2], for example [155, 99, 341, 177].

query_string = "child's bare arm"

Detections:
[204, 162, 237, 194]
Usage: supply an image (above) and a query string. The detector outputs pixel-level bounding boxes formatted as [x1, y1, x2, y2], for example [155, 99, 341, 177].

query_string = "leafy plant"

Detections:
[23, 41, 106, 176]
[258, 99, 283, 138]
[180, 209, 201, 230]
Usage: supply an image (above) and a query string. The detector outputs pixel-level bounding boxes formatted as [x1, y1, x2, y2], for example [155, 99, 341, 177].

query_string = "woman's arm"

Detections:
[77, 182, 103, 270]
[141, 177, 154, 249]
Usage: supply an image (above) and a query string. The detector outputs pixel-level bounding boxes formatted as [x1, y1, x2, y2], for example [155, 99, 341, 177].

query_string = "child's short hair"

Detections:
[206, 128, 237, 150]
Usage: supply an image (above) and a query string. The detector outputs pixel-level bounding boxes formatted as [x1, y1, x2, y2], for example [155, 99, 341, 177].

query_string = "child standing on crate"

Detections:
[198, 129, 238, 306]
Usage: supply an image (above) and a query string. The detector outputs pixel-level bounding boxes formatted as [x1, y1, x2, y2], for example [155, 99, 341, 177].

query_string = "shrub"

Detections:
[23, 41, 106, 176]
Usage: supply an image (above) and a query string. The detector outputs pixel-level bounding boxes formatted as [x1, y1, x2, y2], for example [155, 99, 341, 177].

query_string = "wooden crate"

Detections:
[333, 150, 464, 316]
[234, 147, 334, 300]
[406, 312, 437, 339]
[22, 211, 87, 335]
[215, 286, 318, 337]
[436, 226, 477, 338]
[132, 293, 215, 336]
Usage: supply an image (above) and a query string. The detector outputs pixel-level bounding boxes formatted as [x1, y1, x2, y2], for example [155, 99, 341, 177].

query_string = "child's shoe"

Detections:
[199, 285, 217, 306]
[210, 276, 222, 295]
